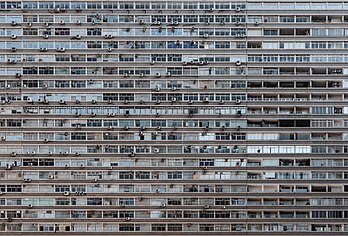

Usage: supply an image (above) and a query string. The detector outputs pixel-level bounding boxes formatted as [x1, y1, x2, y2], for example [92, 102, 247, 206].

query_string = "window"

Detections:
[264, 29, 278, 36]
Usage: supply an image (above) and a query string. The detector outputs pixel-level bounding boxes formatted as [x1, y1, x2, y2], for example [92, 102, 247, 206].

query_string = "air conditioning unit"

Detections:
[73, 99, 80, 105]
[48, 175, 54, 179]
[56, 47, 66, 52]
[107, 48, 112, 52]
[236, 99, 241, 104]
[44, 138, 49, 143]
[235, 7, 241, 12]
[76, 20, 81, 25]
[139, 73, 144, 77]
[40, 47, 48, 52]
[43, 22, 49, 27]
[334, 108, 342, 114]
[54, 7, 61, 13]
[171, 97, 177, 102]
[139, 20, 144, 25]
[203, 97, 209, 102]
[59, 100, 65, 104]
[153, 148, 160, 153]
[75, 35, 82, 39]
[236, 60, 242, 66]
[27, 22, 32, 27]
[255, 21, 260, 26]
[125, 217, 131, 221]
[63, 191, 70, 196]
[11, 34, 17, 39]
[60, 20, 65, 25]
[166, 72, 171, 76]
[107, 113, 115, 117]
[1, 136, 6, 141]
[169, 21, 179, 26]
[235, 21, 241, 26]
[203, 33, 209, 38]
[15, 73, 21, 78]
[11, 21, 17, 26]
[129, 152, 135, 157]
[26, 98, 33, 103]
[154, 86, 160, 92]
[155, 73, 161, 77]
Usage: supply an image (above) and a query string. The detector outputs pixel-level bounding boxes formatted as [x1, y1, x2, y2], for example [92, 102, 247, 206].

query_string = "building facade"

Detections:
[0, 0, 348, 235]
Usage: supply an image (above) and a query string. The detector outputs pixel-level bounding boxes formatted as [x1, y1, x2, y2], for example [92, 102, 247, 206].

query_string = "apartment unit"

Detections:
[0, 0, 348, 235]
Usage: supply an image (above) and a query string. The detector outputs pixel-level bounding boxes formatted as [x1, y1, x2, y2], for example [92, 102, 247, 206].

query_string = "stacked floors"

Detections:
[0, 0, 348, 235]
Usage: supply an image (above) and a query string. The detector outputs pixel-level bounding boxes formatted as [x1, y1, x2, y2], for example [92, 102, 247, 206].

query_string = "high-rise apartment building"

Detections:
[0, 1, 348, 235]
